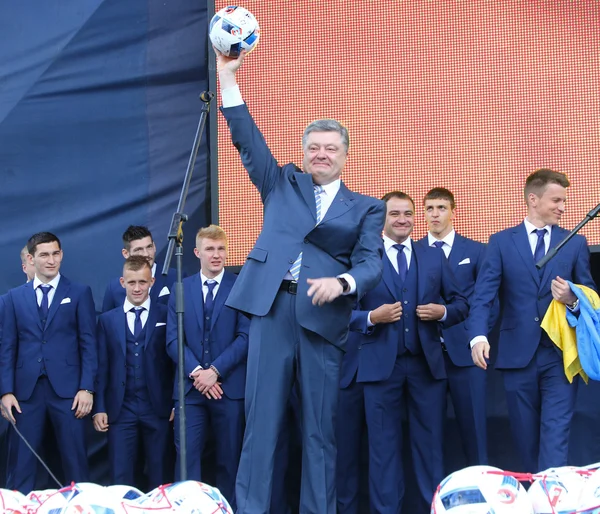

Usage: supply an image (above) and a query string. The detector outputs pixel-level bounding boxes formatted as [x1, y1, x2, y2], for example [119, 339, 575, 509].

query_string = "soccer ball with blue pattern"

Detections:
[209, 6, 260, 57]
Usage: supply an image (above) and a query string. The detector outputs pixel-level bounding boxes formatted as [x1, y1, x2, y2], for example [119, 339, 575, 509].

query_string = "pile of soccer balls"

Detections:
[432, 464, 600, 513]
[0, 480, 233, 513]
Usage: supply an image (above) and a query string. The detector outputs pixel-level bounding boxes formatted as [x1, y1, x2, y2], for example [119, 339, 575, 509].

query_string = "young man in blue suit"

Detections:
[216, 50, 385, 514]
[336, 191, 469, 514]
[167, 225, 249, 510]
[469, 168, 596, 473]
[103, 226, 177, 312]
[93, 255, 174, 489]
[421, 187, 494, 467]
[0, 232, 97, 493]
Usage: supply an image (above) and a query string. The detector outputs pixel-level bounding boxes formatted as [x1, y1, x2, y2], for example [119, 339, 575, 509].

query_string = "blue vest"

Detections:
[124, 318, 149, 403]
[201, 291, 214, 369]
[387, 251, 421, 355]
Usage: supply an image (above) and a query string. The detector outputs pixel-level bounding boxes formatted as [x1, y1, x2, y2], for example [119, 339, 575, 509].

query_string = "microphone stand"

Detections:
[162, 91, 214, 480]
[536, 202, 600, 269]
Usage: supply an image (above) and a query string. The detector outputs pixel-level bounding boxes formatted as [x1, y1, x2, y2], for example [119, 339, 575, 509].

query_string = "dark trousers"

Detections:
[6, 376, 89, 493]
[337, 353, 447, 514]
[174, 389, 244, 510]
[502, 344, 578, 473]
[235, 290, 343, 514]
[107, 397, 171, 490]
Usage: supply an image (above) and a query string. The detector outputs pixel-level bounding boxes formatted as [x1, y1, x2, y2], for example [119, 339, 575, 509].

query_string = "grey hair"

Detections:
[302, 119, 349, 152]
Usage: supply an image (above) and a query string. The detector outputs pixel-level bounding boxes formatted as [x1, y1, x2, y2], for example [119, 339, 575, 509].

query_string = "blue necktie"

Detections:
[533, 228, 547, 265]
[39, 284, 52, 319]
[204, 280, 217, 322]
[393, 244, 407, 283]
[132, 307, 145, 338]
[289, 184, 324, 281]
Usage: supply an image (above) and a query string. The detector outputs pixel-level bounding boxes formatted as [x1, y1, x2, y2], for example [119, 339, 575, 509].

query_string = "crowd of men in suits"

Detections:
[0, 50, 596, 514]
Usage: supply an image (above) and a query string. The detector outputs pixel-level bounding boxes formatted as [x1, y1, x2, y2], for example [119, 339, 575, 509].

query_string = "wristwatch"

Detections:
[337, 277, 350, 294]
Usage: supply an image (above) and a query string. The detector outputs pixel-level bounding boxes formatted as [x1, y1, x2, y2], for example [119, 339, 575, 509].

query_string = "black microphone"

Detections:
[199, 91, 215, 103]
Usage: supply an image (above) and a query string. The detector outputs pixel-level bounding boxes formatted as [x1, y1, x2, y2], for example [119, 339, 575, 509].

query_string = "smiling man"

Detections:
[0, 232, 97, 493]
[215, 49, 385, 514]
[468, 168, 596, 472]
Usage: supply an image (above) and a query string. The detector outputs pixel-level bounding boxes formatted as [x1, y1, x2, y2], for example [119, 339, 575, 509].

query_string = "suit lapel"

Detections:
[539, 225, 564, 291]
[25, 282, 43, 331]
[512, 224, 540, 286]
[144, 304, 158, 348]
[381, 252, 396, 298]
[448, 234, 465, 270]
[190, 274, 205, 334]
[320, 182, 355, 224]
[114, 309, 127, 356]
[45, 277, 71, 329]
[413, 243, 428, 302]
[210, 273, 230, 331]
[291, 170, 317, 222]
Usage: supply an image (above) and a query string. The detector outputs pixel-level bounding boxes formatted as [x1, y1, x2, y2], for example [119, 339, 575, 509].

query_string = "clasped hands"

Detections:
[369, 302, 446, 324]
[190, 368, 223, 400]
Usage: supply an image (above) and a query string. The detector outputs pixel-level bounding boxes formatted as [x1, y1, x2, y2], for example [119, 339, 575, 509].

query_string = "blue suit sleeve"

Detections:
[349, 309, 372, 334]
[94, 316, 108, 414]
[77, 286, 98, 393]
[211, 311, 249, 380]
[221, 103, 282, 202]
[0, 293, 17, 396]
[574, 235, 596, 291]
[102, 283, 116, 313]
[439, 251, 469, 328]
[166, 293, 202, 376]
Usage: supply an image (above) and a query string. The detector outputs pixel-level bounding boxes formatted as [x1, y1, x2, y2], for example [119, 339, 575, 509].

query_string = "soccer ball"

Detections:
[137, 481, 233, 513]
[528, 466, 588, 513]
[105, 485, 144, 501]
[431, 466, 533, 513]
[576, 467, 600, 513]
[0, 488, 28, 513]
[209, 6, 260, 57]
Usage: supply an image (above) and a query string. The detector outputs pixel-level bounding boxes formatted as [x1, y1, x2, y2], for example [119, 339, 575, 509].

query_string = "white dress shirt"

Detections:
[427, 229, 456, 258]
[523, 218, 552, 256]
[33, 273, 61, 307]
[123, 297, 150, 334]
[201, 269, 224, 300]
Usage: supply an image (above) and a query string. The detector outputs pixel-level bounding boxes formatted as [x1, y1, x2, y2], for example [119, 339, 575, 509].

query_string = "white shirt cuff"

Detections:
[367, 311, 375, 327]
[439, 306, 447, 322]
[338, 273, 356, 295]
[221, 85, 244, 108]
[189, 365, 203, 378]
[469, 335, 488, 349]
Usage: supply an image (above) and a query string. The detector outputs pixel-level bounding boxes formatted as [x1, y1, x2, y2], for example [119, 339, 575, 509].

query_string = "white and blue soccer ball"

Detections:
[138, 480, 233, 513]
[209, 6, 260, 57]
[0, 488, 28, 513]
[431, 465, 533, 513]
[576, 467, 600, 513]
[528, 466, 588, 514]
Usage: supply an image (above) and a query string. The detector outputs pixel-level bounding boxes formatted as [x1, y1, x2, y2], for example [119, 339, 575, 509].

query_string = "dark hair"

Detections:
[524, 168, 570, 201]
[27, 232, 61, 256]
[123, 255, 152, 273]
[381, 191, 415, 210]
[423, 187, 455, 209]
[122, 225, 153, 251]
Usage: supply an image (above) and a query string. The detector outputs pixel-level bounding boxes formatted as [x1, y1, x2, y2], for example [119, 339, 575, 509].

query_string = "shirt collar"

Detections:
[427, 228, 455, 249]
[318, 178, 341, 197]
[151, 262, 156, 278]
[524, 218, 552, 236]
[200, 268, 225, 285]
[383, 234, 412, 253]
[123, 296, 151, 313]
[33, 273, 61, 291]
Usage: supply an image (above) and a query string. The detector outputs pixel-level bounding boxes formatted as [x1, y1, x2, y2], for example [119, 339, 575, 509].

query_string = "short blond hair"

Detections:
[20, 245, 29, 265]
[196, 225, 228, 247]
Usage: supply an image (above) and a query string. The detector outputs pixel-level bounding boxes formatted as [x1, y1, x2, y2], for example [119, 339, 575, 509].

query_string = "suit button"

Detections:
[42, 340, 46, 344]
[134, 353, 139, 357]
[404, 301, 408, 305]
[405, 328, 409, 332]
[289, 259, 294, 264]
[205, 350, 209, 354]
[304, 239, 309, 244]
[121, 382, 125, 386]
[538, 296, 543, 300]
[205, 316, 210, 321]
[358, 345, 362, 350]
[534, 317, 540, 322]
[204, 363, 210, 367]
[403, 288, 408, 293]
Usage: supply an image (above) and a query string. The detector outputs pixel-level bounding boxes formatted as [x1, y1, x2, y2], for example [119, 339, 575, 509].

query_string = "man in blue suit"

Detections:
[469, 168, 596, 473]
[216, 50, 385, 514]
[167, 225, 249, 510]
[93, 255, 173, 489]
[337, 191, 469, 514]
[103, 226, 177, 312]
[0, 232, 97, 493]
[420, 187, 493, 467]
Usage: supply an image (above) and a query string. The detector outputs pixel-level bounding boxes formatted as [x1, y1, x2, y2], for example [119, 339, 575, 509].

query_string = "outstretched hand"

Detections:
[214, 47, 247, 82]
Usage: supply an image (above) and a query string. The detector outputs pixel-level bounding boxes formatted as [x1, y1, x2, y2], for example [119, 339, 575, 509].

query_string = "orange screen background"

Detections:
[217, 1, 600, 266]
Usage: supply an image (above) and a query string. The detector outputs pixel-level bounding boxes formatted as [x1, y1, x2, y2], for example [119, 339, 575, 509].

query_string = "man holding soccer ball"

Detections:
[215, 47, 385, 514]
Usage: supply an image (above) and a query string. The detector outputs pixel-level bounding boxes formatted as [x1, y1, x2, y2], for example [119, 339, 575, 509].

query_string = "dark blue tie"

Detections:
[39, 284, 52, 319]
[132, 307, 145, 338]
[204, 281, 217, 322]
[393, 244, 407, 283]
[433, 240, 446, 256]
[533, 228, 547, 265]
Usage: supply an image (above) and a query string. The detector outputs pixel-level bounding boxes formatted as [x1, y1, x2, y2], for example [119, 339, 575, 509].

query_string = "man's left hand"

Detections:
[193, 369, 219, 394]
[416, 303, 446, 321]
[551, 276, 577, 305]
[307, 277, 343, 306]
[72, 390, 94, 419]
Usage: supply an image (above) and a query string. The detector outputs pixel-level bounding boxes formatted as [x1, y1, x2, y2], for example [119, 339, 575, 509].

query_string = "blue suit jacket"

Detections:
[419, 233, 498, 366]
[0, 293, 6, 346]
[102, 264, 177, 312]
[0, 276, 97, 400]
[166, 272, 249, 400]
[221, 104, 385, 349]
[340, 240, 469, 386]
[467, 223, 596, 369]
[95, 303, 173, 420]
